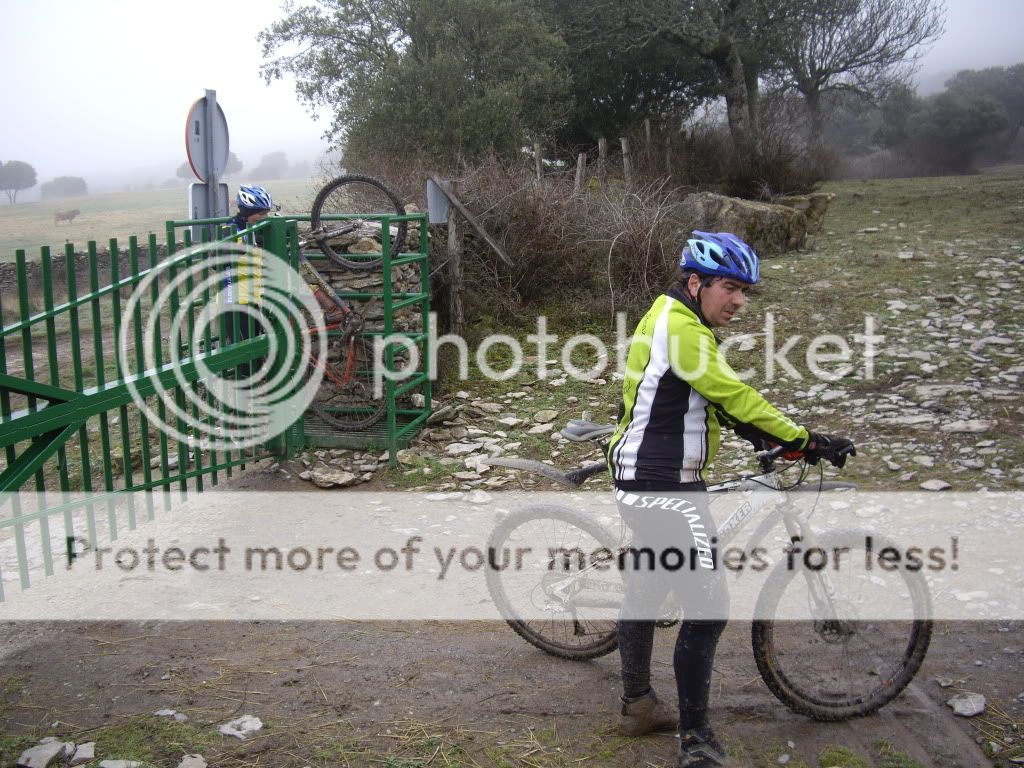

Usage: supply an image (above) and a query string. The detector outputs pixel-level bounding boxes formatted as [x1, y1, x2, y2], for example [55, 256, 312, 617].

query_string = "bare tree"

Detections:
[776, 0, 945, 150]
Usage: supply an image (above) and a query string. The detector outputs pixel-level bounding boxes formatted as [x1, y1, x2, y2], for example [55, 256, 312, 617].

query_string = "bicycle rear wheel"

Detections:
[751, 529, 932, 721]
[486, 504, 622, 661]
[308, 334, 386, 431]
[310, 174, 407, 270]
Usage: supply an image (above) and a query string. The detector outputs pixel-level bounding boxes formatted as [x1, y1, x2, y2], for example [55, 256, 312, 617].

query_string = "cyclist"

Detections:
[229, 183, 343, 325]
[607, 231, 854, 767]
[221, 185, 276, 381]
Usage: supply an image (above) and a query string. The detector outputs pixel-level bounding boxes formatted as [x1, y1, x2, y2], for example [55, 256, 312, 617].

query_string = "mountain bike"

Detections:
[484, 420, 933, 721]
[294, 234, 385, 431]
[204, 175, 406, 431]
[286, 172, 409, 429]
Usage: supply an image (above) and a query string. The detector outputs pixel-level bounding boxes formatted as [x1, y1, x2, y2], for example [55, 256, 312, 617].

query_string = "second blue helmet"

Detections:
[236, 184, 273, 212]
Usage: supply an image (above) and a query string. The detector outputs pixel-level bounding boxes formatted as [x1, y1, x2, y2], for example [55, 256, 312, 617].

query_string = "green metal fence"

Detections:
[0, 212, 431, 597]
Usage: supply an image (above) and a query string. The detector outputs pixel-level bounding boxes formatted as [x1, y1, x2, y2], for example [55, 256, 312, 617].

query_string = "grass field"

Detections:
[0, 178, 324, 259]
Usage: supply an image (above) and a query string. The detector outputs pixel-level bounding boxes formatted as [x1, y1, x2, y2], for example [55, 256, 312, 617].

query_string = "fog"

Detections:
[1, 0, 331, 198]
[913, 0, 1023, 93]
[1, 0, 1021, 201]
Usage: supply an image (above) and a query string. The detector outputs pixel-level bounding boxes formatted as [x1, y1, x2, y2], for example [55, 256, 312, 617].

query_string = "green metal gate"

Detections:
[0, 212, 430, 597]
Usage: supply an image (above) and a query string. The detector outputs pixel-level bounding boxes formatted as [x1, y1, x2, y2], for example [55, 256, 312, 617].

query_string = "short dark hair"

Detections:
[668, 267, 715, 294]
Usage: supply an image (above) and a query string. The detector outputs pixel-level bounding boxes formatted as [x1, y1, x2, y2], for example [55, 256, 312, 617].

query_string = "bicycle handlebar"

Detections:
[757, 439, 857, 473]
[486, 424, 854, 488]
[757, 445, 787, 473]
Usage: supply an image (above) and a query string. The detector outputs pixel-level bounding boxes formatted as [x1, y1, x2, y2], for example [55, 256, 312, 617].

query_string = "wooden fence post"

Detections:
[534, 143, 543, 181]
[664, 133, 673, 178]
[574, 152, 587, 194]
[644, 118, 652, 159]
[621, 137, 633, 187]
[446, 181, 465, 336]
[598, 138, 608, 186]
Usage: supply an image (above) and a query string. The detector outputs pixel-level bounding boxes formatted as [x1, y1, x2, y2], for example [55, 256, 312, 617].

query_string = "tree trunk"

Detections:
[805, 87, 825, 154]
[721, 48, 760, 168]
[1006, 121, 1022, 149]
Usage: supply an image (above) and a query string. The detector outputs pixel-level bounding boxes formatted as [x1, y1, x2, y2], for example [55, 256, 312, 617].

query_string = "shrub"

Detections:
[41, 175, 88, 199]
[437, 156, 694, 325]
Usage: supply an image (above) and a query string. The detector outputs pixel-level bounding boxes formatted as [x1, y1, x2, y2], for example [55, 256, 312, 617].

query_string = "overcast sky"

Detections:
[1, 0, 1021, 195]
[1, 0, 331, 193]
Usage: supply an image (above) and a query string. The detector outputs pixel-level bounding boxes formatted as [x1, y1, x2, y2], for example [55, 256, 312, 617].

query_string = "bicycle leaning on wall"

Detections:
[270, 173, 409, 431]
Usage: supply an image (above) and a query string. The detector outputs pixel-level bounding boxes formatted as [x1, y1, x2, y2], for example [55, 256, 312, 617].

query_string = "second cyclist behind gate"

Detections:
[607, 231, 855, 767]
[230, 183, 347, 326]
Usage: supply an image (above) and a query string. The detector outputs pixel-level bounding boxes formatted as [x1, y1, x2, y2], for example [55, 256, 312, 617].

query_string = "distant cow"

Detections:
[54, 209, 80, 224]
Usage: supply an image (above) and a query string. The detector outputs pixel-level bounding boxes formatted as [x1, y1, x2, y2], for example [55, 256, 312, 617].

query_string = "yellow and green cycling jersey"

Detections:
[608, 288, 809, 485]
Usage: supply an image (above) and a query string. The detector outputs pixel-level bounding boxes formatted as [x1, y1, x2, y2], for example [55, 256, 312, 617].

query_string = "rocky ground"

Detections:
[274, 168, 1024, 496]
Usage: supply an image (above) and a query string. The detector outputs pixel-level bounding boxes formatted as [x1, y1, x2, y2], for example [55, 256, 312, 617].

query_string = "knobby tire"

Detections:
[486, 504, 622, 661]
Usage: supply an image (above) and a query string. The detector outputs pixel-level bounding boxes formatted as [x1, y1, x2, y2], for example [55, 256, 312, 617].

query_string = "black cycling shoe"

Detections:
[677, 726, 732, 767]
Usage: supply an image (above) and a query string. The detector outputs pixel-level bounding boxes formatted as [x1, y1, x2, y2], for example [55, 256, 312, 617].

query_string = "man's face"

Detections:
[247, 210, 270, 224]
[689, 275, 751, 327]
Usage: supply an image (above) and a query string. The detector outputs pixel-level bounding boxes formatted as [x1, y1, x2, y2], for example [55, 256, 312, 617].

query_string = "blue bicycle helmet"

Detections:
[680, 230, 760, 284]
[236, 184, 273, 212]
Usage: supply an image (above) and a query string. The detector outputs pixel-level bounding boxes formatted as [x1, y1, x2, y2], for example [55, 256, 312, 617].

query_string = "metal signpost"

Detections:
[185, 89, 230, 241]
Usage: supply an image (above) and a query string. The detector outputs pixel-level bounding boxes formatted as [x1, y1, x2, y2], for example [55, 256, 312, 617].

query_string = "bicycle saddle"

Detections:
[561, 419, 615, 442]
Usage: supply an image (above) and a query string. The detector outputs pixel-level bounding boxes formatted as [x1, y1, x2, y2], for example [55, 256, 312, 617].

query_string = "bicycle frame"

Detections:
[486, 426, 931, 719]
[297, 220, 362, 251]
[710, 470, 854, 626]
[488, 437, 855, 623]
[304, 320, 361, 387]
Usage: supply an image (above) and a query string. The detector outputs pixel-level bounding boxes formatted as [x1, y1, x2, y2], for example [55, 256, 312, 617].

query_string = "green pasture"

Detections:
[0, 178, 322, 259]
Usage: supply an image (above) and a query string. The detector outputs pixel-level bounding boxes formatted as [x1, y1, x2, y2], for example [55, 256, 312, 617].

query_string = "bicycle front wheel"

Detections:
[308, 335, 386, 432]
[751, 529, 932, 721]
[486, 504, 622, 661]
[310, 174, 407, 270]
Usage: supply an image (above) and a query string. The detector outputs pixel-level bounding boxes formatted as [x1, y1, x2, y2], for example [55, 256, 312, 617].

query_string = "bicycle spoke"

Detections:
[309, 175, 406, 270]
[309, 335, 385, 431]
[486, 505, 623, 659]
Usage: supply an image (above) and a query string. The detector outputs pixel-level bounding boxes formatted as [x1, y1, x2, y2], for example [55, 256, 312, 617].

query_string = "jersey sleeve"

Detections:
[668, 315, 809, 449]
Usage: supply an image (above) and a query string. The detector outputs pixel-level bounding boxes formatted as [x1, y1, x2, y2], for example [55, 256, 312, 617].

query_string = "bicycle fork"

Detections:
[781, 512, 857, 639]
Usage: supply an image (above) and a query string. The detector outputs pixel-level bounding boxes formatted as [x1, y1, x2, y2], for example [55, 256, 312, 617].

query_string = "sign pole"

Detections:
[185, 90, 230, 242]
[204, 89, 220, 241]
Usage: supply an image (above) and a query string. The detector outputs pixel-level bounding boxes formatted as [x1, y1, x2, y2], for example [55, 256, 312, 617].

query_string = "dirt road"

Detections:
[1, 617, 1019, 767]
